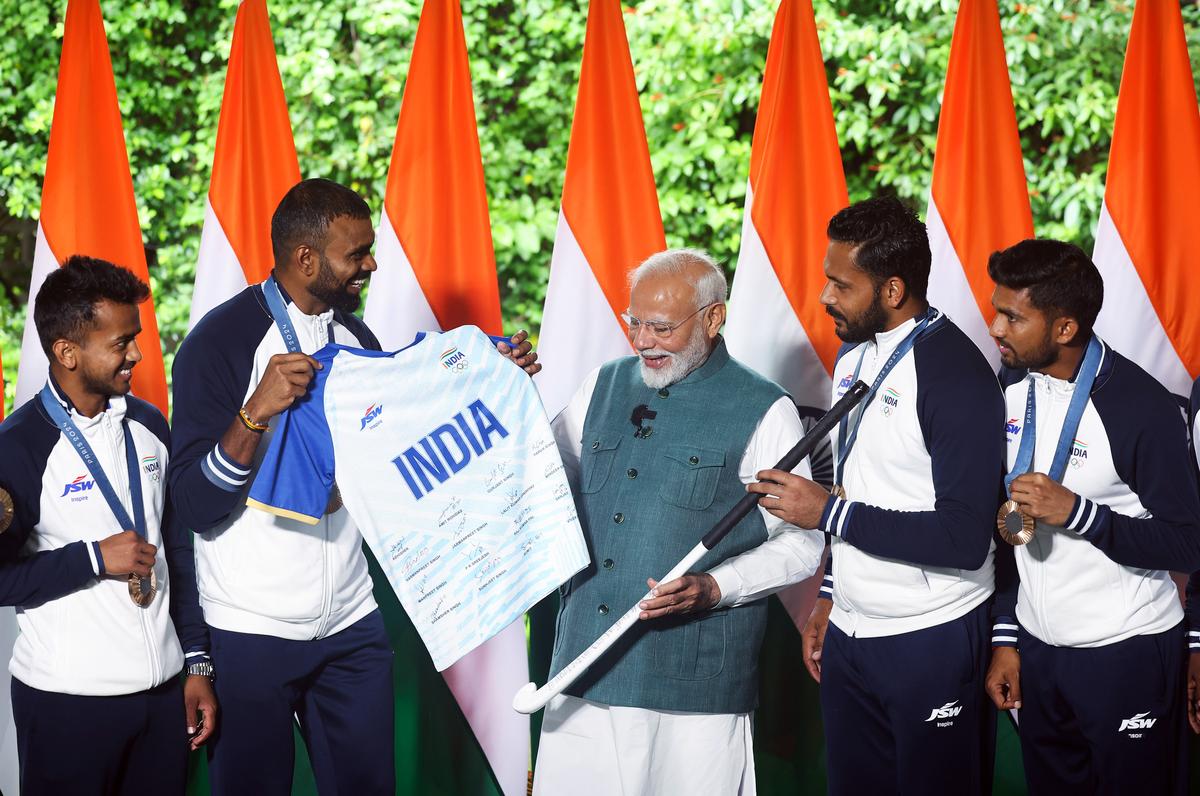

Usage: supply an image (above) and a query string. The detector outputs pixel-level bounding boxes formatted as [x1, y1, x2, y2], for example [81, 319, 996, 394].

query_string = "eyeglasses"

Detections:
[620, 303, 715, 340]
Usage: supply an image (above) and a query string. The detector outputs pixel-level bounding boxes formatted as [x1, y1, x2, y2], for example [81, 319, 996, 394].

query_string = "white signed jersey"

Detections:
[248, 326, 589, 669]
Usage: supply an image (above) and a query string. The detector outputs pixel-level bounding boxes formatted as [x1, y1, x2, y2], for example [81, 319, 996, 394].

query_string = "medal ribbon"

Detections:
[835, 308, 939, 487]
[39, 386, 147, 584]
[1004, 335, 1104, 498]
[262, 275, 334, 354]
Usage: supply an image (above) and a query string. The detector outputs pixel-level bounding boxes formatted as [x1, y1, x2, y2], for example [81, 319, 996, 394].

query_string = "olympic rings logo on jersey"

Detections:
[440, 347, 469, 373]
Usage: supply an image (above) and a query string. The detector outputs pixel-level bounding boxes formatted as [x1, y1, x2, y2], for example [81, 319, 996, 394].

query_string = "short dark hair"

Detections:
[33, 255, 150, 356]
[827, 196, 931, 300]
[987, 239, 1103, 337]
[271, 178, 371, 267]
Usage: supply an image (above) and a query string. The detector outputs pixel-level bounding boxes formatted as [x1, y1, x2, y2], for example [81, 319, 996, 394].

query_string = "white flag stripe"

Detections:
[190, 197, 252, 331]
[188, 198, 252, 331]
[1092, 200, 1191, 398]
[441, 619, 528, 796]
[534, 211, 631, 418]
[362, 210, 440, 349]
[925, 199, 999, 370]
[725, 183, 831, 410]
[14, 223, 59, 410]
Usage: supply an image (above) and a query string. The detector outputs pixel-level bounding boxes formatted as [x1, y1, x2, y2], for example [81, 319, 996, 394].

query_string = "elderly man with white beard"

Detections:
[532, 248, 825, 795]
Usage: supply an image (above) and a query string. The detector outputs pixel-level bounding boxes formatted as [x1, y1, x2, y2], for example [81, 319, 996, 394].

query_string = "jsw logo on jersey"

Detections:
[60, 475, 95, 498]
[925, 701, 963, 722]
[1005, 418, 1021, 437]
[837, 374, 854, 392]
[360, 404, 383, 431]
[1118, 711, 1156, 733]
[392, 398, 509, 501]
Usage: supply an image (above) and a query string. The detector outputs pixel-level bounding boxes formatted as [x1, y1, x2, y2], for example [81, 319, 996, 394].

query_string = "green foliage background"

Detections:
[2, 1, 1200, 416]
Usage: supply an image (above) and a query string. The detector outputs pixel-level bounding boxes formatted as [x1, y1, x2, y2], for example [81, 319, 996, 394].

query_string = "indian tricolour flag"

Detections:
[926, 0, 1033, 369]
[360, 2, 520, 793]
[6, 1, 170, 790]
[189, 0, 300, 329]
[723, 0, 847, 630]
[1092, 0, 1200, 399]
[533, 0, 666, 418]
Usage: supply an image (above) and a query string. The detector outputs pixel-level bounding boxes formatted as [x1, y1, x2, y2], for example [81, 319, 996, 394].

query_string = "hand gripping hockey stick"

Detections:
[512, 379, 870, 714]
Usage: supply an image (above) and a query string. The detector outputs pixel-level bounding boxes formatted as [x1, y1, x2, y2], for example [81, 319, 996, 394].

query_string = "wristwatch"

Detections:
[186, 661, 215, 679]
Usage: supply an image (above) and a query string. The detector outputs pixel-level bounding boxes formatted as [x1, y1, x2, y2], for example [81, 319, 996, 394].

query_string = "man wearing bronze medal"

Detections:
[168, 179, 541, 794]
[983, 240, 1200, 795]
[747, 197, 1005, 794]
[0, 257, 215, 794]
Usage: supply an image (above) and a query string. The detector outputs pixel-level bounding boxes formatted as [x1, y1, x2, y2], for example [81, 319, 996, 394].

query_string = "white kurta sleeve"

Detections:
[706, 396, 825, 608]
[551, 366, 601, 494]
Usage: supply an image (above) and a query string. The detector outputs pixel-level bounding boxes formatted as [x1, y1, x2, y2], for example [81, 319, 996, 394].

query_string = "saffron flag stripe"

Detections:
[927, 0, 1033, 365]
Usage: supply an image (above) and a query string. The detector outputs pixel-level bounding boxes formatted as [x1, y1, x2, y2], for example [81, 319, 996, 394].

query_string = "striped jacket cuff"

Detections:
[185, 649, 212, 664]
[818, 572, 834, 599]
[88, 541, 105, 577]
[1189, 629, 1199, 652]
[1063, 495, 1107, 537]
[992, 616, 1019, 648]
[820, 496, 854, 539]
[200, 444, 252, 493]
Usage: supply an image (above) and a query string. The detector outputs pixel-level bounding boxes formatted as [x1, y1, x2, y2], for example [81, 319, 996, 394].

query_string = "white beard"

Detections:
[638, 327, 711, 389]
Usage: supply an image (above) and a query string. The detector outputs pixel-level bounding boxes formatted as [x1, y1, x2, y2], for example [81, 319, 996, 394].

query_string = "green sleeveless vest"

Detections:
[549, 339, 786, 713]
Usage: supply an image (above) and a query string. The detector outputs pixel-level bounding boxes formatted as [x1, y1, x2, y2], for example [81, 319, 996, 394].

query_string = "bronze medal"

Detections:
[0, 488, 13, 534]
[325, 483, 343, 515]
[128, 570, 158, 607]
[830, 484, 847, 500]
[997, 499, 1035, 545]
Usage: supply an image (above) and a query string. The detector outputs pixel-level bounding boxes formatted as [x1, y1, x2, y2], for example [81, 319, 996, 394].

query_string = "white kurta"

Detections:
[533, 366, 825, 795]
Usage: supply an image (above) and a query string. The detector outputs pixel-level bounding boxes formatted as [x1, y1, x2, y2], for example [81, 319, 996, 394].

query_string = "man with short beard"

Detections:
[533, 248, 825, 795]
[168, 179, 540, 794]
[983, 239, 1200, 795]
[749, 197, 1004, 794]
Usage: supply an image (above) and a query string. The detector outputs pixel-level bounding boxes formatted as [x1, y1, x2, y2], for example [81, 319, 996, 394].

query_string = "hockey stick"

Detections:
[512, 379, 870, 714]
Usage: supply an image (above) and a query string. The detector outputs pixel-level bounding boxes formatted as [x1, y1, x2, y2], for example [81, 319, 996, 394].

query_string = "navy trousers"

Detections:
[1016, 623, 1188, 795]
[11, 675, 188, 796]
[206, 609, 395, 795]
[821, 601, 995, 795]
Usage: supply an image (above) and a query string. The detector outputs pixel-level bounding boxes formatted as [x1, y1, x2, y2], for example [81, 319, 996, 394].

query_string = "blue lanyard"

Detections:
[39, 385, 146, 540]
[262, 275, 334, 354]
[1005, 335, 1104, 496]
[835, 309, 937, 485]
